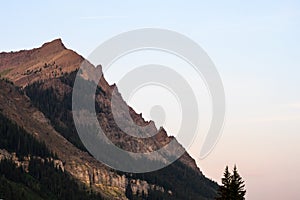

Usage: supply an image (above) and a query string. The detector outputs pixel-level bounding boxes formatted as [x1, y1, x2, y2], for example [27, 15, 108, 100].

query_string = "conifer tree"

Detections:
[217, 165, 246, 200]
[230, 165, 246, 200]
[217, 166, 232, 200]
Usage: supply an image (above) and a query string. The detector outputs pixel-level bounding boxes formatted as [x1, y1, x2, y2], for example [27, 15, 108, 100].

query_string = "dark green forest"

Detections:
[0, 158, 104, 200]
[25, 79, 86, 152]
[0, 112, 104, 200]
[0, 112, 55, 158]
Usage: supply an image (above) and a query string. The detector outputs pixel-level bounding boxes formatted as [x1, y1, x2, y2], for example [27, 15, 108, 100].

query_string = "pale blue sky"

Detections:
[1, 1, 300, 199]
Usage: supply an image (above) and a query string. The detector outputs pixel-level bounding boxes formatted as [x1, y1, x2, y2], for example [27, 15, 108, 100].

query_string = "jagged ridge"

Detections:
[0, 39, 218, 200]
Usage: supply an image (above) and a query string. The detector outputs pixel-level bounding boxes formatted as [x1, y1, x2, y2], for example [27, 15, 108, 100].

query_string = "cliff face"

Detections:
[0, 39, 218, 200]
[0, 79, 128, 199]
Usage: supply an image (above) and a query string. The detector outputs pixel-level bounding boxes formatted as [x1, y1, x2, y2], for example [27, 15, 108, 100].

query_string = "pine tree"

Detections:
[230, 165, 246, 200]
[217, 166, 232, 200]
[217, 165, 246, 200]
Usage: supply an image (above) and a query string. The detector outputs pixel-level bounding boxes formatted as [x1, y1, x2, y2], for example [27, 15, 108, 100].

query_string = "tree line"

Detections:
[0, 112, 56, 158]
[0, 112, 104, 200]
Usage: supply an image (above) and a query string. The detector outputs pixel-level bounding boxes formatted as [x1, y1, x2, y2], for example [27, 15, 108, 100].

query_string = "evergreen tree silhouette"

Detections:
[217, 165, 246, 200]
[230, 165, 246, 200]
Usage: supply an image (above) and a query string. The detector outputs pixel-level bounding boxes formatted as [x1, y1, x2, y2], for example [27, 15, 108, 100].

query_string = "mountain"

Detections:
[0, 39, 218, 200]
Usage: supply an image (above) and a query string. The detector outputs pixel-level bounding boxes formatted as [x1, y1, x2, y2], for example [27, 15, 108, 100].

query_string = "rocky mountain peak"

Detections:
[0, 39, 83, 87]
[0, 39, 218, 199]
[38, 38, 66, 55]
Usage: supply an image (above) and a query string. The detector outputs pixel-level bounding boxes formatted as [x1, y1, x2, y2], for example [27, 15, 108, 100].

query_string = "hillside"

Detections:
[0, 39, 218, 200]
